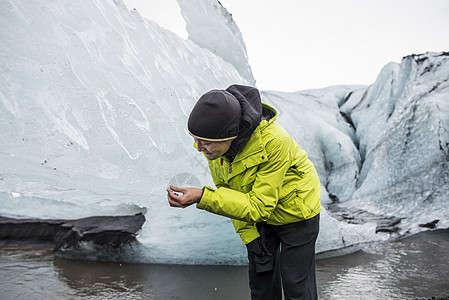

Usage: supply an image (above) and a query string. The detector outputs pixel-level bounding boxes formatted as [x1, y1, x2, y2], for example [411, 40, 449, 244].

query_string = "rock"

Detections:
[0, 214, 145, 251]
[327, 207, 403, 234]
[419, 219, 439, 229]
[0, 216, 64, 245]
[375, 217, 401, 233]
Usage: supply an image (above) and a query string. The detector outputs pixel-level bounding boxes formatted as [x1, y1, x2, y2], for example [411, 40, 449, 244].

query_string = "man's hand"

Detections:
[166, 185, 203, 208]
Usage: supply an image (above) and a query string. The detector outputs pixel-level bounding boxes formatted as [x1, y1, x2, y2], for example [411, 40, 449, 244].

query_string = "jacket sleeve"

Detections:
[201, 158, 260, 244]
[231, 219, 259, 244]
[197, 135, 291, 242]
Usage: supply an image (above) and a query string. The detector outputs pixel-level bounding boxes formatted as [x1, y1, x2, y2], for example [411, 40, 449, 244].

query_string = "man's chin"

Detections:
[205, 154, 219, 160]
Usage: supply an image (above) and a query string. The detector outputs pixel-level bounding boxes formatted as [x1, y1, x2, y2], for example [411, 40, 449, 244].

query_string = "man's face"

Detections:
[194, 138, 233, 160]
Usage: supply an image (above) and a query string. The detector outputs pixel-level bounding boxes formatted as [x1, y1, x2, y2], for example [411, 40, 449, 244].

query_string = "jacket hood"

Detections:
[224, 84, 263, 161]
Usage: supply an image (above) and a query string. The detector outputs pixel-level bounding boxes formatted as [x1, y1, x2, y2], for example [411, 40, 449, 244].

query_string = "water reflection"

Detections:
[316, 230, 449, 299]
[54, 258, 149, 298]
[54, 258, 250, 300]
[0, 230, 448, 299]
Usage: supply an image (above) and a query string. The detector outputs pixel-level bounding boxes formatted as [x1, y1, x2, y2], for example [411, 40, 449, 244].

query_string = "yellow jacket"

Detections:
[197, 104, 321, 244]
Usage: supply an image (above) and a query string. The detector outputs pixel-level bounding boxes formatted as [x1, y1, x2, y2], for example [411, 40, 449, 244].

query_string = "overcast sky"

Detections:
[123, 0, 449, 92]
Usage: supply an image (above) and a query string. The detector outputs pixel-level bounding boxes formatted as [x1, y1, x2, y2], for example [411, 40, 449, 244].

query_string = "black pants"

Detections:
[246, 214, 319, 300]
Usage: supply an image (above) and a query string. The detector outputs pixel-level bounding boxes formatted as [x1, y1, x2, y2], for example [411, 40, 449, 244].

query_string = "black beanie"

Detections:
[188, 90, 241, 141]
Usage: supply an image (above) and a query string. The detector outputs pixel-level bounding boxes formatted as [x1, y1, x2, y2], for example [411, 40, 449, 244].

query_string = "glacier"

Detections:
[0, 0, 448, 265]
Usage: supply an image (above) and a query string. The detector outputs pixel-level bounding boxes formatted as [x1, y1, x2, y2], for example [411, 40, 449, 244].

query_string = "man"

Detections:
[167, 84, 321, 300]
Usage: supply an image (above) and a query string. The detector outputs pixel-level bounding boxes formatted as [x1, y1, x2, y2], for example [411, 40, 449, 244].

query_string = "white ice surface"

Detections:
[177, 0, 255, 85]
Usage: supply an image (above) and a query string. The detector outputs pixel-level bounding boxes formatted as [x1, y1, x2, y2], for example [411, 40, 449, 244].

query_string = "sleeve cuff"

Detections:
[196, 186, 213, 210]
[240, 229, 260, 244]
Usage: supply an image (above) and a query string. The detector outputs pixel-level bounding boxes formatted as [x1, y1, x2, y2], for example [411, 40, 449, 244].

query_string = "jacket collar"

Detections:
[232, 103, 277, 164]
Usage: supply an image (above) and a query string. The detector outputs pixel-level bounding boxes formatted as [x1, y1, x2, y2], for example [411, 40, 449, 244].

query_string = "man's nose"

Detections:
[196, 141, 205, 152]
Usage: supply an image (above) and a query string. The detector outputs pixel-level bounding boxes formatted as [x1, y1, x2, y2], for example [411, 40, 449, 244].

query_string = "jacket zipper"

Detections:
[221, 157, 232, 173]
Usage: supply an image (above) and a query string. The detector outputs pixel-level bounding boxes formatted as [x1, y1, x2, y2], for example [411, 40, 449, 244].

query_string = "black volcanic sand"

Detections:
[0, 230, 448, 300]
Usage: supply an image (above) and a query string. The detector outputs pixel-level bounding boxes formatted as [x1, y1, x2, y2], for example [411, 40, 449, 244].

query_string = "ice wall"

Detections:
[340, 52, 449, 232]
[177, 0, 255, 85]
[0, 0, 252, 264]
[261, 52, 449, 253]
[0, 0, 447, 265]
